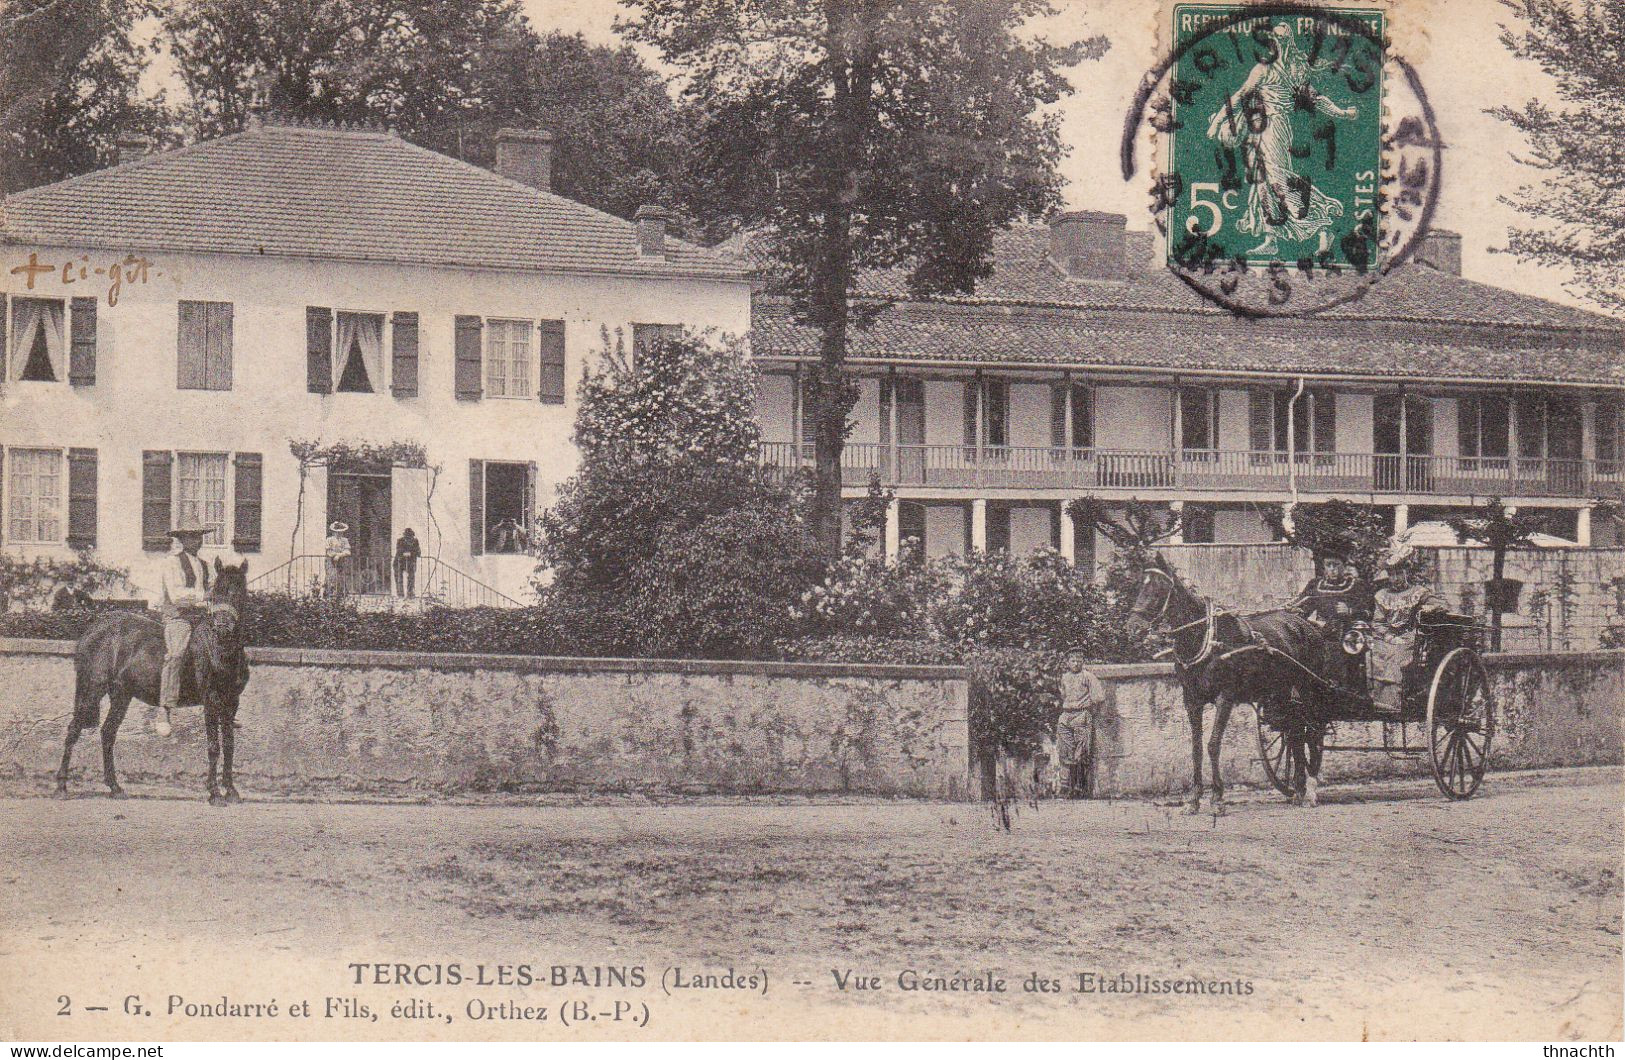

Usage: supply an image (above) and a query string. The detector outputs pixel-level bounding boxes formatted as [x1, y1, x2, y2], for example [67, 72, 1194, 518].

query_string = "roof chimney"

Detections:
[1050, 210, 1126, 280]
[635, 205, 670, 259]
[116, 133, 154, 165]
[495, 128, 553, 192]
[1415, 229, 1462, 276]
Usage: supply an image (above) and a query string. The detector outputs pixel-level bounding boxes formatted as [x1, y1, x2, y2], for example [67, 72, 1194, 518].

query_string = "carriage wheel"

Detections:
[1255, 706, 1301, 798]
[1426, 648, 1495, 800]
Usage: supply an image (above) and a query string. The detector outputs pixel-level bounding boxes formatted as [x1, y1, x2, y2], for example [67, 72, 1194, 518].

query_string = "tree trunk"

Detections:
[1490, 547, 1505, 652]
[806, 0, 875, 557]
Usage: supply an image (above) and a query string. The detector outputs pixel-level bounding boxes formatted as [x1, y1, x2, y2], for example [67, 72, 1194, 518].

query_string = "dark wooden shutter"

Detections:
[142, 450, 173, 552]
[1457, 397, 1479, 459]
[232, 452, 263, 553]
[1073, 385, 1093, 450]
[468, 459, 484, 555]
[307, 306, 333, 393]
[799, 377, 818, 456]
[390, 311, 418, 397]
[177, 302, 207, 389]
[538, 319, 566, 404]
[1051, 385, 1067, 449]
[1596, 401, 1619, 467]
[455, 316, 483, 400]
[69, 297, 96, 386]
[962, 380, 979, 459]
[66, 448, 97, 549]
[987, 505, 1011, 553]
[206, 302, 233, 390]
[1313, 390, 1336, 453]
[1249, 390, 1273, 452]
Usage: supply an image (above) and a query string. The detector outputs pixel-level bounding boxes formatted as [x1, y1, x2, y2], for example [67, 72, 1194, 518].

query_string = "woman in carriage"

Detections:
[1368, 544, 1450, 714]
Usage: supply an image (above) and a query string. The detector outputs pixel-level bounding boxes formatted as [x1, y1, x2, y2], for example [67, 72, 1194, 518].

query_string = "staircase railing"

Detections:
[249, 555, 525, 609]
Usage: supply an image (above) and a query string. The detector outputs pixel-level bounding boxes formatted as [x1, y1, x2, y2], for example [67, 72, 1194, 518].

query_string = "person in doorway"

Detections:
[154, 524, 213, 737]
[1053, 653, 1107, 798]
[1369, 545, 1448, 714]
[325, 521, 352, 597]
[394, 528, 421, 597]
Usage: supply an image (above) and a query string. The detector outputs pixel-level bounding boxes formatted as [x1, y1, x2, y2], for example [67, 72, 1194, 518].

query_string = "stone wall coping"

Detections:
[0, 637, 966, 682]
[3, 636, 1617, 680]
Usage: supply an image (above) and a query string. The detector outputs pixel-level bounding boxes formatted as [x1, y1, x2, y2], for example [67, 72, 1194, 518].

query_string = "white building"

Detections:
[0, 119, 750, 604]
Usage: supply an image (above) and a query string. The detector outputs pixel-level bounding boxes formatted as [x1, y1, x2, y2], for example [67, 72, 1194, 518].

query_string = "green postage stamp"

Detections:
[1167, 4, 1386, 273]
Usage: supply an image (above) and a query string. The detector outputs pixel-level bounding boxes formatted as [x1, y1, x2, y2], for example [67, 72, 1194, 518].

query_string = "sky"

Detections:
[521, 0, 1603, 315]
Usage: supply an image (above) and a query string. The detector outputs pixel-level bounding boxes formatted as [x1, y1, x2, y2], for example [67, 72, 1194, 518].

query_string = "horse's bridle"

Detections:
[1140, 567, 1218, 668]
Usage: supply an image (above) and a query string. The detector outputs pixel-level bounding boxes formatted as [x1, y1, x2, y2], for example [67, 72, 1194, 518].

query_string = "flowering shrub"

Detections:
[0, 551, 133, 611]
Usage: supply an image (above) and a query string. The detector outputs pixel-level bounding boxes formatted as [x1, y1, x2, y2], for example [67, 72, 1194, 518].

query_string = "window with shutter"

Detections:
[390, 312, 418, 397]
[1180, 388, 1217, 455]
[141, 450, 173, 551]
[1050, 385, 1067, 452]
[10, 298, 65, 382]
[69, 297, 96, 386]
[307, 307, 333, 393]
[538, 320, 566, 403]
[176, 452, 229, 545]
[7, 448, 64, 543]
[179, 301, 232, 390]
[631, 323, 682, 368]
[1072, 385, 1093, 451]
[454, 316, 483, 400]
[233, 453, 263, 553]
[485, 319, 533, 398]
[66, 448, 97, 549]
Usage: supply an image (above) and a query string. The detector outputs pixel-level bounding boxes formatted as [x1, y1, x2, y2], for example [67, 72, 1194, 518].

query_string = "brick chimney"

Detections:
[116, 133, 154, 165]
[635, 205, 671, 259]
[495, 128, 553, 192]
[1415, 229, 1462, 275]
[1050, 210, 1126, 280]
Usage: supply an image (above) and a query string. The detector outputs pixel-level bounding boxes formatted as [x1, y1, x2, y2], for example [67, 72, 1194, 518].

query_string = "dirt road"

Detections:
[2, 768, 1619, 1041]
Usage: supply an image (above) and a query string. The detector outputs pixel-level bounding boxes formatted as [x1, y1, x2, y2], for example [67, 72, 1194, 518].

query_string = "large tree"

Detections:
[165, 1, 690, 217]
[0, 0, 165, 193]
[621, 0, 1105, 553]
[1492, 0, 1625, 312]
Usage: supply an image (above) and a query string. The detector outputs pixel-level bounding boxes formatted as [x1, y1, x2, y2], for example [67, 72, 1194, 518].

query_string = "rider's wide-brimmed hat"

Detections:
[168, 523, 209, 537]
[329, 521, 349, 533]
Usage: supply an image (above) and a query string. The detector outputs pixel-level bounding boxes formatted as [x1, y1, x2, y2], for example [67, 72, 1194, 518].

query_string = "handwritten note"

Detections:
[8, 251, 159, 307]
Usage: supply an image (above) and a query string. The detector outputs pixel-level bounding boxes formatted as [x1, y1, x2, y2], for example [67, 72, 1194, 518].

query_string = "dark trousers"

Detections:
[394, 558, 416, 597]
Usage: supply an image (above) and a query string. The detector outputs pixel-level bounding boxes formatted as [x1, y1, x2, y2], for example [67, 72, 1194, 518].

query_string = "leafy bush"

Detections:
[0, 551, 132, 611]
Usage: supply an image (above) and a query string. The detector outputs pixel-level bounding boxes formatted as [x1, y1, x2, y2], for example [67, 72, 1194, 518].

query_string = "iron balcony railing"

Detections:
[249, 554, 524, 608]
[759, 442, 1625, 499]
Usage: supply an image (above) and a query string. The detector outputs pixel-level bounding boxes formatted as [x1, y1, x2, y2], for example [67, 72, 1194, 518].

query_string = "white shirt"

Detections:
[157, 550, 213, 612]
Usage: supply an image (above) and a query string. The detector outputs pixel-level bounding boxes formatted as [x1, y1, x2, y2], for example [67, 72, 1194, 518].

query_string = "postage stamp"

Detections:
[1165, 4, 1385, 271]
[1124, 0, 1443, 316]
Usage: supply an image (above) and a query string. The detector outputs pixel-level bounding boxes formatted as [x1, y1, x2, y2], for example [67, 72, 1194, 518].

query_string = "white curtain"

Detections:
[334, 312, 385, 392]
[9, 299, 65, 382]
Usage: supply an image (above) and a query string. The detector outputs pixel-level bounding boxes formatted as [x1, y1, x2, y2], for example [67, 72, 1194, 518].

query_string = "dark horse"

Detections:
[55, 558, 250, 804]
[1124, 555, 1329, 813]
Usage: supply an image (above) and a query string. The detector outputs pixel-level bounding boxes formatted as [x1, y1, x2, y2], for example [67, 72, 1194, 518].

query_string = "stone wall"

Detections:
[1, 639, 1615, 801]
[0, 640, 971, 798]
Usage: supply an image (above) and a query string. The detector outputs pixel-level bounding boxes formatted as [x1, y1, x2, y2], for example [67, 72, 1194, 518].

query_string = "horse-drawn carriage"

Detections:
[1127, 557, 1497, 810]
[1252, 608, 1496, 801]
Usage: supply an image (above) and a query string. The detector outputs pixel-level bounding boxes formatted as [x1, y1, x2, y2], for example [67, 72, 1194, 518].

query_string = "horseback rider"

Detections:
[1288, 541, 1372, 687]
[153, 523, 213, 737]
[1368, 544, 1449, 715]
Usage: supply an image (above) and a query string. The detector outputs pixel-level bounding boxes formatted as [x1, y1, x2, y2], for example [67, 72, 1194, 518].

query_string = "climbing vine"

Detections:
[286, 439, 439, 559]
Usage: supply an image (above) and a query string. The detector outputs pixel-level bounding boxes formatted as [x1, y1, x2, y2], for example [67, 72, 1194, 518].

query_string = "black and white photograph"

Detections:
[0, 0, 1620, 1045]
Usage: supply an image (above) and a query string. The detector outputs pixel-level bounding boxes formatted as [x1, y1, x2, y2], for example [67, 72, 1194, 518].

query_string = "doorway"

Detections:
[1374, 394, 1433, 493]
[328, 470, 392, 594]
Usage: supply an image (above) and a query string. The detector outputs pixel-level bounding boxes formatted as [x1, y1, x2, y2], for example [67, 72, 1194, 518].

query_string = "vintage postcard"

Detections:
[1, 0, 1620, 1045]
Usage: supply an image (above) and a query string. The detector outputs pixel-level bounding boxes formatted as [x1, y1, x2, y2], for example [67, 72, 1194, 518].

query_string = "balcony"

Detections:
[759, 443, 1625, 500]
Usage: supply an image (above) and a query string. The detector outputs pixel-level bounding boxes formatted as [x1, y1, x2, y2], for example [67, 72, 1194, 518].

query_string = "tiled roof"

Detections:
[1, 122, 745, 281]
[748, 224, 1625, 386]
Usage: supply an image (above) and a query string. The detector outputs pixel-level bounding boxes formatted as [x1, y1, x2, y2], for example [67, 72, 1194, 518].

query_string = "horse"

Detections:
[1123, 555, 1330, 813]
[55, 558, 251, 805]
